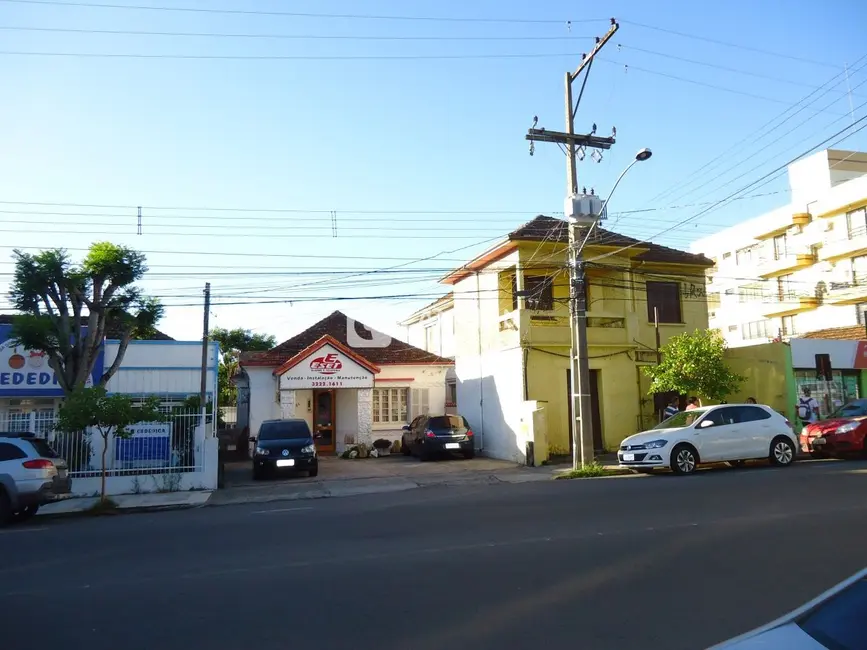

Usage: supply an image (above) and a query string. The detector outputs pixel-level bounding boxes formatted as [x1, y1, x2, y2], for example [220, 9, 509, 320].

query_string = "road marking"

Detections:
[251, 506, 313, 515]
[0, 526, 47, 535]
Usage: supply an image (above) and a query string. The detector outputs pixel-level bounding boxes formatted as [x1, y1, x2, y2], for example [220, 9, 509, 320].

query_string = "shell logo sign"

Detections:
[309, 353, 343, 375]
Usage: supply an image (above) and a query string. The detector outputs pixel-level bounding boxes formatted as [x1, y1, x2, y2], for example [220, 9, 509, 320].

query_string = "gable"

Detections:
[277, 342, 376, 389]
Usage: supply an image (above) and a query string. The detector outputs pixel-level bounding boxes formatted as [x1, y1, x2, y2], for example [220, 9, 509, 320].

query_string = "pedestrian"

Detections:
[746, 396, 757, 404]
[663, 397, 679, 421]
[685, 396, 700, 410]
[796, 387, 820, 429]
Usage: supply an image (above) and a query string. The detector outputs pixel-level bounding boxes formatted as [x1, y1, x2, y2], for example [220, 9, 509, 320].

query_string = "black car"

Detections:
[401, 414, 475, 461]
[250, 419, 318, 480]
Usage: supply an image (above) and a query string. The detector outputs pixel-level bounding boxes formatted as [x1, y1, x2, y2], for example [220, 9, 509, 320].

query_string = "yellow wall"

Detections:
[724, 343, 792, 418]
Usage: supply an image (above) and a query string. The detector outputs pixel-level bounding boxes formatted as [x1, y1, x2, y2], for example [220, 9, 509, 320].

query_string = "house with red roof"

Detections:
[236, 311, 454, 454]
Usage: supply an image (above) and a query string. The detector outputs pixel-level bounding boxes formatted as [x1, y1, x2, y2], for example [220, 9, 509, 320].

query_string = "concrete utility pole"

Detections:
[526, 19, 618, 469]
[200, 282, 211, 432]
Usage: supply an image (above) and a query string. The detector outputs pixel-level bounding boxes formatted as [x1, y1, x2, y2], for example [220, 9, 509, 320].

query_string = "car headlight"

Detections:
[835, 422, 859, 435]
[255, 446, 269, 455]
[645, 439, 668, 449]
[301, 444, 316, 454]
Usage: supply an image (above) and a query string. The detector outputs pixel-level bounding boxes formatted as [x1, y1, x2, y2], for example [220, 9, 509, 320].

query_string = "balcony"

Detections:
[497, 310, 628, 348]
[826, 276, 867, 305]
[762, 293, 820, 318]
[756, 249, 816, 278]
[821, 226, 867, 262]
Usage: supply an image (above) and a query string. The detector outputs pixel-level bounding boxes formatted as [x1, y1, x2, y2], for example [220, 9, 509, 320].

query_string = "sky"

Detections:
[2, 0, 867, 345]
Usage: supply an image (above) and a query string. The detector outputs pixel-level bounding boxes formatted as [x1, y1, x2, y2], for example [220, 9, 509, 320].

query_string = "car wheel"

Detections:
[0, 489, 11, 527]
[401, 440, 411, 456]
[463, 449, 475, 460]
[308, 466, 319, 478]
[726, 460, 746, 468]
[770, 437, 795, 466]
[670, 444, 698, 475]
[11, 505, 38, 522]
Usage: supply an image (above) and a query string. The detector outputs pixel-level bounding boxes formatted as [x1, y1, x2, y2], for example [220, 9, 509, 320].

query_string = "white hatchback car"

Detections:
[618, 403, 797, 475]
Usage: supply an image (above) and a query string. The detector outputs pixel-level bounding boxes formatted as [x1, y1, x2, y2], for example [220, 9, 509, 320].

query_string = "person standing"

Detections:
[796, 388, 820, 429]
[685, 397, 700, 410]
[746, 397, 757, 404]
[663, 397, 679, 421]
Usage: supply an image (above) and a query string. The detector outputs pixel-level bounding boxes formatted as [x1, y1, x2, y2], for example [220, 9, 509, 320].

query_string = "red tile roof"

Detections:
[799, 326, 866, 341]
[508, 215, 714, 267]
[273, 335, 381, 376]
[241, 311, 454, 367]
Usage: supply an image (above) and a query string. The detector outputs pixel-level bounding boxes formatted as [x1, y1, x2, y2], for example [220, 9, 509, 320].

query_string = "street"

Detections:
[3, 459, 867, 650]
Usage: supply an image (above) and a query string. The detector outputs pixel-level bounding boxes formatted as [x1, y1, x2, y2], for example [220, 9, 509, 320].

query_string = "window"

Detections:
[853, 255, 867, 285]
[426, 416, 470, 432]
[741, 320, 770, 340]
[445, 381, 457, 407]
[735, 245, 758, 265]
[646, 281, 682, 323]
[733, 406, 771, 423]
[23, 438, 59, 458]
[773, 234, 788, 260]
[373, 388, 408, 424]
[424, 324, 436, 353]
[410, 387, 430, 419]
[258, 420, 311, 440]
[782, 315, 798, 336]
[0, 442, 26, 461]
[857, 303, 867, 325]
[699, 407, 739, 427]
[777, 274, 795, 301]
[846, 207, 867, 239]
[738, 283, 765, 303]
[512, 275, 554, 311]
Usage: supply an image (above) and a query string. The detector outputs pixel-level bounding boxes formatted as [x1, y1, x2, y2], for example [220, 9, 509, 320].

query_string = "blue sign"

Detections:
[0, 323, 105, 397]
[115, 436, 171, 462]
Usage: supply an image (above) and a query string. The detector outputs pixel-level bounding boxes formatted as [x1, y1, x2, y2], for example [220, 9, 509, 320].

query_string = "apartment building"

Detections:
[399, 293, 457, 411]
[691, 149, 867, 347]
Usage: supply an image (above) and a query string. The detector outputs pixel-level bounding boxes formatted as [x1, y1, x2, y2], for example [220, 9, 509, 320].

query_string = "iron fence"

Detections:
[0, 409, 212, 478]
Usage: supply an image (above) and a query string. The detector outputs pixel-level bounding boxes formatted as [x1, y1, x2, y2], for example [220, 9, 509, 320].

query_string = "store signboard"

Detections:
[0, 324, 105, 397]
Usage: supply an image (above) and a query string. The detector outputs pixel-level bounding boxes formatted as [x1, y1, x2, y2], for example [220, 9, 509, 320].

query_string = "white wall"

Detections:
[104, 340, 218, 400]
[247, 367, 279, 443]
[371, 363, 451, 444]
[403, 306, 456, 358]
[335, 388, 358, 452]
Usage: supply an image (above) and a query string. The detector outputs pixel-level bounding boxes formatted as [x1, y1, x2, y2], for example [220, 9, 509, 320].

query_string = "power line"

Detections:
[0, 24, 596, 41]
[0, 0, 607, 24]
[620, 19, 840, 69]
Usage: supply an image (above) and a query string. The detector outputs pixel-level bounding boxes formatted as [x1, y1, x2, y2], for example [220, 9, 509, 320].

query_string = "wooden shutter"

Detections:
[410, 388, 430, 419]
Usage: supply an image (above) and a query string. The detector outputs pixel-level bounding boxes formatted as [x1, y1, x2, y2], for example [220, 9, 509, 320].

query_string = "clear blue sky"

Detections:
[2, 0, 866, 344]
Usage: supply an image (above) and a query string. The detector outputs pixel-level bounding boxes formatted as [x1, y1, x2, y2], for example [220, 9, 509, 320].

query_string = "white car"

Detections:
[618, 403, 797, 475]
[711, 566, 867, 648]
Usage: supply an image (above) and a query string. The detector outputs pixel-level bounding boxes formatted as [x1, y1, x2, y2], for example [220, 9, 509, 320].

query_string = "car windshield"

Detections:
[427, 416, 469, 430]
[258, 421, 311, 440]
[828, 399, 867, 419]
[652, 408, 709, 430]
[797, 576, 867, 650]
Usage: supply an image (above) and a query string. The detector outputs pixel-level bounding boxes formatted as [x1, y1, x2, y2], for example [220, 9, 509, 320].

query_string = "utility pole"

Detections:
[200, 282, 211, 432]
[526, 18, 618, 469]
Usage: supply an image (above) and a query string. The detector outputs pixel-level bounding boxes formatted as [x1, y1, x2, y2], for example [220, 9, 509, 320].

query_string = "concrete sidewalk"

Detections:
[37, 491, 213, 516]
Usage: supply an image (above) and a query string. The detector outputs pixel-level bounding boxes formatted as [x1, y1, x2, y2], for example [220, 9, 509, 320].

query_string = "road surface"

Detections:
[3, 459, 867, 650]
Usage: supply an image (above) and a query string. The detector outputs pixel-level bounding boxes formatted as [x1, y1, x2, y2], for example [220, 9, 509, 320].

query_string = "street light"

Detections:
[567, 148, 653, 470]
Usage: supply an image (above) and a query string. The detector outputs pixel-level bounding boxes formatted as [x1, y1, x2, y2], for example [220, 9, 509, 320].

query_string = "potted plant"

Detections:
[372, 438, 392, 456]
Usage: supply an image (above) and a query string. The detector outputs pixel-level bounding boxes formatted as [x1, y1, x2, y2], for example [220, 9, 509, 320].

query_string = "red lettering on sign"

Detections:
[310, 353, 343, 375]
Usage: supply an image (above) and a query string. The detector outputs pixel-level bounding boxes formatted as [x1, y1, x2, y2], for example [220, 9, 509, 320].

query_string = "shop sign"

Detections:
[0, 324, 105, 397]
[115, 422, 172, 466]
[279, 344, 374, 389]
[790, 338, 867, 370]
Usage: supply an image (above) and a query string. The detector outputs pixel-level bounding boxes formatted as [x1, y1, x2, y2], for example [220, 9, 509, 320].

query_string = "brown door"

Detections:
[313, 390, 336, 453]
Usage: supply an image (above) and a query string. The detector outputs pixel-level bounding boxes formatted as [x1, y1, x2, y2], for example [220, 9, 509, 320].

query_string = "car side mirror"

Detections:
[698, 420, 713, 429]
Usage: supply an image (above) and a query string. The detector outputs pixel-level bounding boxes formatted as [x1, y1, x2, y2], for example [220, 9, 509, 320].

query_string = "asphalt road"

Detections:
[4, 459, 867, 650]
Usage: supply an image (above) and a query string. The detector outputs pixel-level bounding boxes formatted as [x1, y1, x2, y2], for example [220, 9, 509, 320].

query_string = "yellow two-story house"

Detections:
[402, 215, 713, 464]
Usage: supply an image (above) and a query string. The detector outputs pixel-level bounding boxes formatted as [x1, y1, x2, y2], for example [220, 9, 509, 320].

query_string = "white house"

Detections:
[0, 319, 220, 496]
[236, 311, 454, 454]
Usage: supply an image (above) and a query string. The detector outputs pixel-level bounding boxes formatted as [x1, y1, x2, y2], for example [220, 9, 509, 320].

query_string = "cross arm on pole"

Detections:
[569, 19, 619, 83]
[525, 129, 615, 149]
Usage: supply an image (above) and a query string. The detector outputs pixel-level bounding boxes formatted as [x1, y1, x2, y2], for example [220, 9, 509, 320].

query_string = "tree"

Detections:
[8, 242, 164, 394]
[210, 327, 276, 408]
[643, 329, 745, 402]
[54, 387, 166, 503]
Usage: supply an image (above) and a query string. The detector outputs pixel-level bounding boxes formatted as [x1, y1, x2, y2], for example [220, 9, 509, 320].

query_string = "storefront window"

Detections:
[794, 370, 861, 419]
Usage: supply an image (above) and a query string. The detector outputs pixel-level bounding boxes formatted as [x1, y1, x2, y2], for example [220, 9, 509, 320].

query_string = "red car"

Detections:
[800, 398, 867, 458]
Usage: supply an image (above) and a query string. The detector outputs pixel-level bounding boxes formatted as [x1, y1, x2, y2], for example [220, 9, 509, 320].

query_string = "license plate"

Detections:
[445, 443, 460, 449]
[812, 438, 826, 446]
[276, 459, 295, 467]
[622, 453, 635, 461]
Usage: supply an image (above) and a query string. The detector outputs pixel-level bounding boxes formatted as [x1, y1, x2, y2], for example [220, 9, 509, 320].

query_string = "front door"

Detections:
[312, 390, 336, 453]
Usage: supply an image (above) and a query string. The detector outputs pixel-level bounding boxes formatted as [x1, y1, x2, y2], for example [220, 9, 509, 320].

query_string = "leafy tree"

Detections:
[643, 329, 745, 402]
[8, 242, 163, 394]
[54, 387, 166, 503]
[210, 327, 275, 408]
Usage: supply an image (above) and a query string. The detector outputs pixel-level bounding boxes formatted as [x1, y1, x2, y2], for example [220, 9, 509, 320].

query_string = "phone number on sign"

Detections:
[311, 381, 344, 387]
